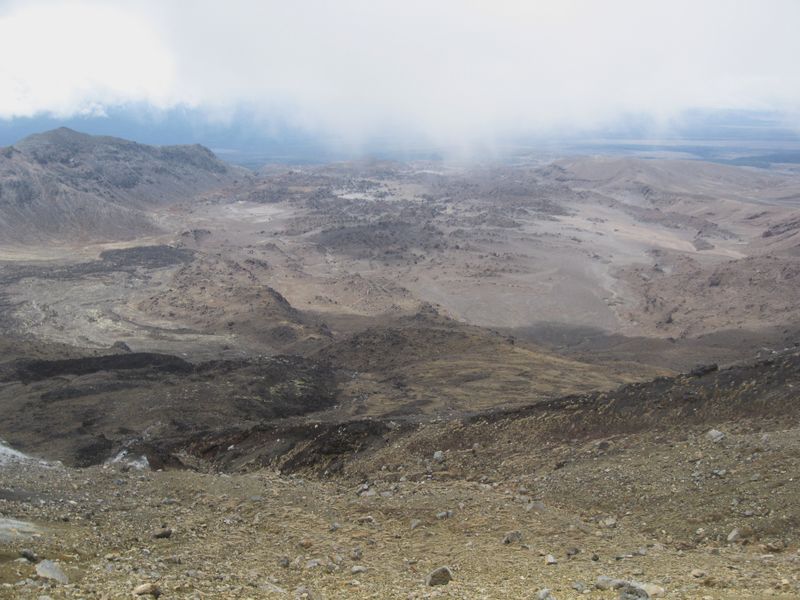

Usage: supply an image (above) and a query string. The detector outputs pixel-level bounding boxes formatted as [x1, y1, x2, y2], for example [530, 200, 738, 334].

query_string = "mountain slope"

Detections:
[0, 128, 246, 243]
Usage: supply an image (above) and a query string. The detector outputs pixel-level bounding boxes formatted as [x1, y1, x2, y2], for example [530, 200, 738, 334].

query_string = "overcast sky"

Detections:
[1, 0, 799, 148]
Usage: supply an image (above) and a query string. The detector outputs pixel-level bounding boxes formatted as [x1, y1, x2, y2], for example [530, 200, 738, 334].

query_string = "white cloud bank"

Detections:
[1, 0, 799, 145]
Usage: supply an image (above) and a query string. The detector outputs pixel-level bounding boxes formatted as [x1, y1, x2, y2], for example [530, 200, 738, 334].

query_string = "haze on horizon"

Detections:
[1, 0, 800, 153]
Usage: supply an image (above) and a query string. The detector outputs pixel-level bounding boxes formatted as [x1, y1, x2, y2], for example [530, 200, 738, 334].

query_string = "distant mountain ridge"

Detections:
[0, 128, 247, 243]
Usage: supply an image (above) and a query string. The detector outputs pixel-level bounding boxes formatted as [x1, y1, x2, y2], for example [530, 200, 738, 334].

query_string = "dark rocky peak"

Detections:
[10, 127, 228, 174]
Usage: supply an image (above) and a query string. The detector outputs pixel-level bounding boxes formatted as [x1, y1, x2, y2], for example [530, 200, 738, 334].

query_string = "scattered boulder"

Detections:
[20, 548, 38, 562]
[765, 540, 785, 552]
[536, 589, 557, 600]
[596, 577, 663, 598]
[294, 585, 315, 599]
[133, 583, 162, 597]
[35, 560, 68, 584]
[690, 363, 718, 377]
[426, 566, 453, 586]
[640, 583, 666, 597]
[526, 500, 546, 513]
[503, 530, 523, 544]
[618, 582, 650, 599]
[152, 527, 172, 539]
[260, 582, 288, 594]
[433, 450, 445, 463]
[355, 515, 376, 525]
[596, 576, 626, 590]
[706, 429, 725, 443]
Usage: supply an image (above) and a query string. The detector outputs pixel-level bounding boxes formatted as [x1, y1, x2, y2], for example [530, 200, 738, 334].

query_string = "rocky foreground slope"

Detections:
[1, 351, 799, 598]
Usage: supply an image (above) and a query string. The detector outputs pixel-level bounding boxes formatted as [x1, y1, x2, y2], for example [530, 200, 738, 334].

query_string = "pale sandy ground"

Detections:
[1, 156, 799, 357]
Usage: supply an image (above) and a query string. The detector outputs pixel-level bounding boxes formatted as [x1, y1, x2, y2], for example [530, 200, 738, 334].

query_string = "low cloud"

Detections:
[1, 0, 799, 147]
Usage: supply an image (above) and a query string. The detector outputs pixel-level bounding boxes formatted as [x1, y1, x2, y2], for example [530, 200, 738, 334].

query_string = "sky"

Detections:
[1, 0, 799, 155]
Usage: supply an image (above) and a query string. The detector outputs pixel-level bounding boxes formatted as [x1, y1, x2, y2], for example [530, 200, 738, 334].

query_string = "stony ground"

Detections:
[3, 145, 800, 600]
[2, 424, 800, 599]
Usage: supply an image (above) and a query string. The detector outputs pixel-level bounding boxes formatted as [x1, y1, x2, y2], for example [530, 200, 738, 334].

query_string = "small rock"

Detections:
[35, 560, 68, 584]
[594, 575, 613, 590]
[152, 528, 172, 539]
[690, 363, 718, 377]
[433, 450, 445, 463]
[350, 547, 363, 560]
[705, 429, 725, 443]
[545, 554, 558, 565]
[410, 519, 422, 530]
[603, 516, 618, 528]
[765, 540, 785, 552]
[426, 566, 453, 586]
[351, 565, 367, 574]
[526, 501, 546, 512]
[618, 582, 650, 599]
[325, 560, 339, 573]
[20, 549, 38, 563]
[503, 530, 523, 544]
[329, 522, 341, 532]
[727, 528, 741, 543]
[294, 586, 315, 599]
[641, 583, 666, 597]
[132, 582, 161, 597]
[596, 576, 625, 590]
[435, 510, 453, 520]
[536, 589, 556, 600]
[691, 569, 707, 578]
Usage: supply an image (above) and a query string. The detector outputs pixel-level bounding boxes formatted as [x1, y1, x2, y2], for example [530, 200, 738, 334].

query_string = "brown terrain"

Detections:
[1, 129, 800, 599]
